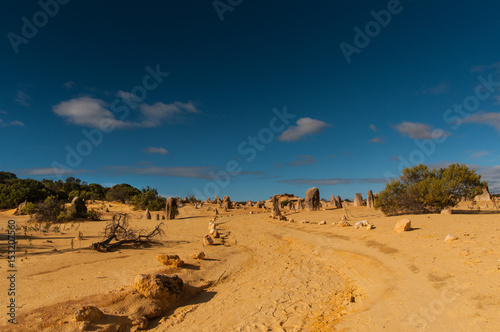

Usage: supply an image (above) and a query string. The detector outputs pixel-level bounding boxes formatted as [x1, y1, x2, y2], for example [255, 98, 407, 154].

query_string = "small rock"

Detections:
[366, 224, 374, 230]
[203, 235, 214, 245]
[74, 306, 103, 322]
[301, 220, 310, 224]
[441, 208, 453, 215]
[355, 220, 369, 229]
[338, 220, 351, 227]
[131, 316, 149, 330]
[191, 251, 205, 260]
[156, 254, 184, 267]
[445, 234, 458, 243]
[394, 219, 411, 233]
[319, 220, 326, 225]
[289, 218, 295, 223]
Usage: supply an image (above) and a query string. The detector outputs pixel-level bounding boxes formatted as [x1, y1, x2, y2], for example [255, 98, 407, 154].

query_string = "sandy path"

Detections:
[156, 208, 500, 331]
[158, 215, 348, 332]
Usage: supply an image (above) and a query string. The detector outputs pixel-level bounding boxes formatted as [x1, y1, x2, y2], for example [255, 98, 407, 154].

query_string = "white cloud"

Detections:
[462, 112, 500, 132]
[116, 90, 141, 105]
[53, 96, 125, 128]
[53, 96, 200, 129]
[144, 147, 169, 155]
[394, 121, 451, 139]
[278, 117, 331, 142]
[15, 90, 31, 107]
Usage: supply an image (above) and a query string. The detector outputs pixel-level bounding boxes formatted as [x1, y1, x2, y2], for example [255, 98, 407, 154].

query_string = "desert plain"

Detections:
[0, 199, 499, 331]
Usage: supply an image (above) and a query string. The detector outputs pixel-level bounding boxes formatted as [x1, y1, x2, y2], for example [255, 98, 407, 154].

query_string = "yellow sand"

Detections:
[0, 201, 499, 331]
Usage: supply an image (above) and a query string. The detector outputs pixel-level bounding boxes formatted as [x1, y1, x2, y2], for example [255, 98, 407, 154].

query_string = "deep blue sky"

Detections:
[1, 0, 500, 200]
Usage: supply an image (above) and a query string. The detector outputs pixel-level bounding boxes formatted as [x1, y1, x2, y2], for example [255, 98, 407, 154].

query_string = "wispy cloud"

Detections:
[369, 124, 377, 132]
[420, 82, 450, 95]
[278, 177, 388, 186]
[63, 81, 76, 90]
[290, 155, 317, 166]
[467, 150, 490, 159]
[144, 147, 168, 155]
[17, 167, 89, 176]
[368, 136, 384, 144]
[15, 90, 31, 107]
[462, 112, 500, 132]
[390, 155, 400, 161]
[471, 61, 500, 73]
[278, 117, 331, 142]
[53, 96, 200, 129]
[394, 121, 451, 139]
[275, 155, 318, 168]
[103, 165, 213, 179]
[0, 119, 24, 127]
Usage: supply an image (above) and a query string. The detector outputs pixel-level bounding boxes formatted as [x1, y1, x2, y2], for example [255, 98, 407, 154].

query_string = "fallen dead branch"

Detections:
[90, 213, 165, 252]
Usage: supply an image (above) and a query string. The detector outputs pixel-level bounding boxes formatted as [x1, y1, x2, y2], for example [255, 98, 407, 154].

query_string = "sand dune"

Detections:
[1, 202, 499, 331]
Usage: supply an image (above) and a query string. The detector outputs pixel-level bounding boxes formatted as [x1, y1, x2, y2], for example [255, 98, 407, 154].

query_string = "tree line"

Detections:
[0, 172, 166, 213]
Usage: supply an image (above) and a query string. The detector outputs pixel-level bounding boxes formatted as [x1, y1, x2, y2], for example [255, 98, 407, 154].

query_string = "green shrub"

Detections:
[21, 202, 35, 215]
[34, 196, 67, 223]
[375, 163, 484, 216]
[86, 208, 101, 221]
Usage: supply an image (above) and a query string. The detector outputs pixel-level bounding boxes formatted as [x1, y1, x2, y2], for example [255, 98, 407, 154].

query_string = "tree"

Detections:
[375, 163, 484, 216]
[131, 186, 166, 211]
[106, 184, 141, 203]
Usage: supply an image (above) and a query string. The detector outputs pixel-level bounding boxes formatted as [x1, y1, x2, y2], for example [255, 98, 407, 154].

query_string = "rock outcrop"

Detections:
[132, 274, 184, 299]
[305, 187, 320, 211]
[336, 195, 342, 208]
[166, 197, 177, 220]
[353, 193, 364, 207]
[222, 195, 232, 209]
[71, 196, 87, 218]
[367, 190, 374, 208]
[474, 187, 492, 201]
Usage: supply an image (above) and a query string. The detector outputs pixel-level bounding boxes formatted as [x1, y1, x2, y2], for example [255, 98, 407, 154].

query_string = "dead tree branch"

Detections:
[90, 213, 165, 252]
